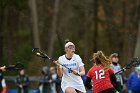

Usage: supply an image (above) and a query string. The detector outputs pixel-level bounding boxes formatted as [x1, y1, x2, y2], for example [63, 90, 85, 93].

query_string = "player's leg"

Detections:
[65, 87, 77, 93]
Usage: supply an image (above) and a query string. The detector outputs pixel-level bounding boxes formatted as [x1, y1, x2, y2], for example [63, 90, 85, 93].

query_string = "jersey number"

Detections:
[68, 68, 72, 73]
[95, 69, 105, 80]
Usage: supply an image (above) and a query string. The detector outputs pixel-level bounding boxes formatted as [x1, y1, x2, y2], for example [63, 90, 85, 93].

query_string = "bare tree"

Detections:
[28, 0, 41, 48]
[134, 0, 140, 57]
[93, 0, 98, 52]
[0, 8, 4, 65]
[48, 0, 60, 57]
[28, 0, 42, 75]
[134, 18, 140, 57]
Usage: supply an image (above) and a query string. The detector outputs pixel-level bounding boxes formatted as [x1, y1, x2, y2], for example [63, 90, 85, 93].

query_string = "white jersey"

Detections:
[58, 54, 86, 92]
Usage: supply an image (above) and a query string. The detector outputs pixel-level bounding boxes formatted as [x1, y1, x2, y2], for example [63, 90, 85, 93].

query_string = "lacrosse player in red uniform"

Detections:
[84, 51, 120, 93]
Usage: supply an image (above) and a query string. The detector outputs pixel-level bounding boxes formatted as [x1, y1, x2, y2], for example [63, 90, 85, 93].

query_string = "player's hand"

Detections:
[53, 61, 62, 68]
[53, 60, 58, 65]
[53, 60, 59, 66]
[19, 85, 23, 88]
[116, 91, 119, 93]
[0, 66, 6, 71]
[72, 70, 81, 76]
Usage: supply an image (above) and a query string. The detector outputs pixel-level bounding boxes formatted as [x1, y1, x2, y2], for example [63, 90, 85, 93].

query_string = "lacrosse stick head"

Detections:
[32, 48, 51, 60]
[125, 57, 140, 69]
[32, 48, 46, 58]
[32, 48, 41, 56]
[5, 63, 24, 70]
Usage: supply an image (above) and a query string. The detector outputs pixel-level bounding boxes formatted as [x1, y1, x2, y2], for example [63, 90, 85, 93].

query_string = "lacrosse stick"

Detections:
[5, 63, 24, 71]
[115, 57, 140, 75]
[32, 48, 81, 76]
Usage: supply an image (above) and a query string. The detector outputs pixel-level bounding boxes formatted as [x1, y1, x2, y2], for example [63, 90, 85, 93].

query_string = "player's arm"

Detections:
[79, 66, 85, 76]
[84, 76, 92, 89]
[109, 68, 121, 92]
[57, 66, 63, 77]
[110, 73, 121, 92]
[72, 65, 85, 76]
[85, 68, 92, 89]
[0, 66, 6, 72]
[54, 61, 63, 77]
[76, 56, 86, 76]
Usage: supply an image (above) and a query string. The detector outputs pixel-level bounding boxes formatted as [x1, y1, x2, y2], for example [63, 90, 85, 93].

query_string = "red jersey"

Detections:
[87, 64, 114, 93]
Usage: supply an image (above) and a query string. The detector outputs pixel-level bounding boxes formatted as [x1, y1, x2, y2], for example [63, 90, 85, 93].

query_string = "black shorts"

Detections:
[100, 88, 117, 93]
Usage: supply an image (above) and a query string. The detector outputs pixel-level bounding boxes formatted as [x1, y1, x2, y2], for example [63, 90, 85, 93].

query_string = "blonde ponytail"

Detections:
[93, 51, 111, 71]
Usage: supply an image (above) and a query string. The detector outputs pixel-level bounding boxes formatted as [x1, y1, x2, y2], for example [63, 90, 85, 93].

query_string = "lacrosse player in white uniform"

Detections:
[54, 41, 86, 93]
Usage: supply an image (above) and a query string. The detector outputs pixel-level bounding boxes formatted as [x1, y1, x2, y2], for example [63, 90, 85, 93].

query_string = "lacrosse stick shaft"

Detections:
[32, 48, 81, 76]
[115, 68, 126, 75]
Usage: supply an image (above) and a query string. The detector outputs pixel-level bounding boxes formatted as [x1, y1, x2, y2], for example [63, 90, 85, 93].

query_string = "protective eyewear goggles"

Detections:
[67, 45, 75, 49]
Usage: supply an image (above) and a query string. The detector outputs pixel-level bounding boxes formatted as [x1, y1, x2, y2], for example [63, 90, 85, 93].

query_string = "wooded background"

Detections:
[0, 0, 140, 76]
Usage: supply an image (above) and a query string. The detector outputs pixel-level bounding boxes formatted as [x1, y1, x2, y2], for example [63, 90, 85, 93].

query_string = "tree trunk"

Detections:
[28, 0, 42, 75]
[101, 0, 121, 53]
[6, 7, 19, 64]
[93, 0, 98, 52]
[28, 0, 41, 48]
[0, 8, 4, 65]
[133, 0, 140, 57]
[121, 0, 127, 67]
[48, 0, 60, 57]
[134, 19, 140, 57]
[83, 1, 89, 71]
